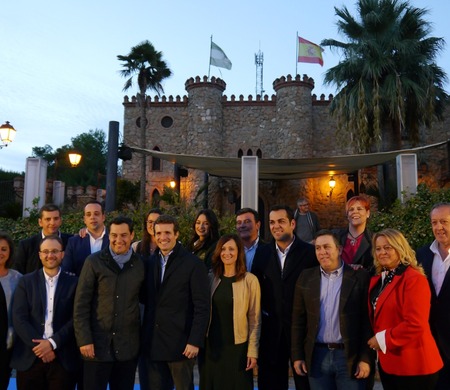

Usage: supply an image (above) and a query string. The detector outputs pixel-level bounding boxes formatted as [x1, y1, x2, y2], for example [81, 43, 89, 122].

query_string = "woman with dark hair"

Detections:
[368, 229, 442, 390]
[335, 195, 374, 271]
[189, 209, 220, 268]
[0, 231, 22, 389]
[199, 234, 261, 390]
[132, 208, 162, 258]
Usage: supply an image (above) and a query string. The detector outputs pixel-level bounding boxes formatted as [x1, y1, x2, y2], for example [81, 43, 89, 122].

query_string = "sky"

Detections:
[1, 0, 450, 173]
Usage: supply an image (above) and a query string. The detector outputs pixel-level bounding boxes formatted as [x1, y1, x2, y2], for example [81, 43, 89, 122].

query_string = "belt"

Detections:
[315, 342, 345, 350]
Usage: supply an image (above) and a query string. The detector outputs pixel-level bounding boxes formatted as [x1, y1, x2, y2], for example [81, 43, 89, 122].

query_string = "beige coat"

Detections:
[210, 272, 261, 358]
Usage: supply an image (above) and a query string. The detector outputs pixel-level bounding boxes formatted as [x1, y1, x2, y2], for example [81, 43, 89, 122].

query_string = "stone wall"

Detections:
[122, 73, 450, 230]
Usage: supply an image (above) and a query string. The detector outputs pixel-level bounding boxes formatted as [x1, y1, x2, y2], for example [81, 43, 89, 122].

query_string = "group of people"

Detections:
[0, 196, 449, 390]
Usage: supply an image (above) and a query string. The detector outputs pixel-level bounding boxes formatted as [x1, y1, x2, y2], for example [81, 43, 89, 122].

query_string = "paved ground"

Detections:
[9, 367, 384, 389]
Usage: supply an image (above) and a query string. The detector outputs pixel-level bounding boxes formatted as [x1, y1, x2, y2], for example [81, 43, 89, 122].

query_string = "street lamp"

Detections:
[68, 151, 82, 167]
[0, 121, 16, 149]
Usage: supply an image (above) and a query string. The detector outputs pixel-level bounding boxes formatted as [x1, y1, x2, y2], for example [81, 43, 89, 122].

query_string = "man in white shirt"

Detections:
[11, 235, 79, 389]
[417, 202, 450, 390]
[63, 201, 109, 276]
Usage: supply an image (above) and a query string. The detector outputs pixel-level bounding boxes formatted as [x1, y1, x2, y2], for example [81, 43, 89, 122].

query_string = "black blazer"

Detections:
[291, 265, 373, 375]
[251, 236, 317, 364]
[335, 228, 374, 272]
[13, 232, 72, 274]
[62, 233, 109, 276]
[417, 244, 450, 362]
[10, 269, 79, 372]
[141, 243, 210, 361]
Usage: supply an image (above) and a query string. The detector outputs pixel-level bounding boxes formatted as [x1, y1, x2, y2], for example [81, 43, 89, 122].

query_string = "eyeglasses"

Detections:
[39, 250, 63, 256]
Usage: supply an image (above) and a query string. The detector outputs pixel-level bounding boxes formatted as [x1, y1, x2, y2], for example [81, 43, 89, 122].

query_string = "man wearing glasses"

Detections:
[11, 235, 79, 389]
[294, 198, 320, 243]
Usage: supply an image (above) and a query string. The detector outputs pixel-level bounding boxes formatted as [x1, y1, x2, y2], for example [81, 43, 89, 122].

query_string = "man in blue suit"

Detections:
[13, 204, 72, 274]
[11, 235, 79, 389]
[63, 201, 109, 276]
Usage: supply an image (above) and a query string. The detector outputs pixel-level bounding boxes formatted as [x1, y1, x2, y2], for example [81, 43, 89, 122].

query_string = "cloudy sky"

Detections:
[1, 0, 449, 173]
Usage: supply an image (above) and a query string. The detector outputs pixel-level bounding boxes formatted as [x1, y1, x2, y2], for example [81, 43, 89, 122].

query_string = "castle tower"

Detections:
[273, 74, 315, 158]
[184, 76, 226, 206]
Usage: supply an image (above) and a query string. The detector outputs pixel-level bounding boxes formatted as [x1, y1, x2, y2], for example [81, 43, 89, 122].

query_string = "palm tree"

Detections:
[118, 41, 172, 203]
[321, 0, 448, 153]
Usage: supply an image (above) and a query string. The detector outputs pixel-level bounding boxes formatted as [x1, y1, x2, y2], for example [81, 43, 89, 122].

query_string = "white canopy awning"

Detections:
[130, 140, 448, 180]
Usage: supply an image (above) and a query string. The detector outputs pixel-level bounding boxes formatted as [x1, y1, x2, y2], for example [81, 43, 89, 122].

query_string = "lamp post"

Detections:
[68, 151, 82, 167]
[0, 121, 16, 149]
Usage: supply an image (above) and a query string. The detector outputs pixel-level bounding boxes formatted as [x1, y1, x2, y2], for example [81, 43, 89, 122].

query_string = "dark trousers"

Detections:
[257, 332, 310, 390]
[436, 361, 450, 390]
[146, 358, 194, 390]
[16, 358, 76, 390]
[378, 363, 439, 390]
[0, 348, 12, 390]
[83, 359, 137, 390]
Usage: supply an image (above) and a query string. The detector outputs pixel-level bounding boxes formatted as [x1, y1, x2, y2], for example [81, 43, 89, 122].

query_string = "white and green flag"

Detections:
[210, 41, 232, 70]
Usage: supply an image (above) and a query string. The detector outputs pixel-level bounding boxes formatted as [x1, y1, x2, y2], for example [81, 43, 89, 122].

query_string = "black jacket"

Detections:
[141, 243, 210, 361]
[73, 247, 145, 362]
[252, 236, 317, 364]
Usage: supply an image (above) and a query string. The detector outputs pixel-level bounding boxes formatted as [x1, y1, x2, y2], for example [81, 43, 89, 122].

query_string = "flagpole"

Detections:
[296, 31, 298, 76]
[208, 35, 213, 79]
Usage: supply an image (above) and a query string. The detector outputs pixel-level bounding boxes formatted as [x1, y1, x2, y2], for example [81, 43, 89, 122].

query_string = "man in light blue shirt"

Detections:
[291, 230, 373, 390]
[235, 208, 264, 272]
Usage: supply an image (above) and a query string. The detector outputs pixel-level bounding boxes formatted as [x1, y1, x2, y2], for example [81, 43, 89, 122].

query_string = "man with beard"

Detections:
[63, 201, 109, 276]
[252, 205, 317, 390]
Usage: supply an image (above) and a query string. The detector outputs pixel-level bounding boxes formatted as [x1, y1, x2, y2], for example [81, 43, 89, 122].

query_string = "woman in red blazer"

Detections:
[367, 228, 442, 390]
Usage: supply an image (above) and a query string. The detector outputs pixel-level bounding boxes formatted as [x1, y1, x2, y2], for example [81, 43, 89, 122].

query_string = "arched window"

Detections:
[151, 146, 161, 171]
[238, 149, 243, 158]
[256, 149, 262, 158]
[247, 149, 253, 156]
[152, 189, 161, 206]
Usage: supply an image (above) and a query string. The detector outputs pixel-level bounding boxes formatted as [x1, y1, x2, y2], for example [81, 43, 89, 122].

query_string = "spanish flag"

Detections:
[297, 36, 323, 66]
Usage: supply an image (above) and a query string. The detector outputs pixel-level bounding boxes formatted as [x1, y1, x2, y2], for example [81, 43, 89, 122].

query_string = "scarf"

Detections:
[109, 246, 133, 269]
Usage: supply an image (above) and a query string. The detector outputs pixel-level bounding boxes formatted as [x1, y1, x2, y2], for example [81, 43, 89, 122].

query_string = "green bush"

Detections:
[368, 183, 450, 249]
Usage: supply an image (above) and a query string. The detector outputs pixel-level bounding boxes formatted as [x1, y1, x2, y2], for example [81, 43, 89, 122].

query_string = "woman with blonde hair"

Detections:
[199, 233, 261, 390]
[367, 228, 442, 390]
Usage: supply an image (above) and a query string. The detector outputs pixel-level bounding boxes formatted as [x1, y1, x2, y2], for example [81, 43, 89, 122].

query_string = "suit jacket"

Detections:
[417, 244, 450, 363]
[13, 232, 72, 275]
[249, 239, 268, 273]
[0, 283, 7, 355]
[336, 228, 374, 272]
[62, 232, 109, 276]
[251, 236, 317, 364]
[141, 243, 210, 361]
[10, 269, 79, 372]
[73, 247, 144, 362]
[368, 266, 443, 376]
[291, 265, 373, 376]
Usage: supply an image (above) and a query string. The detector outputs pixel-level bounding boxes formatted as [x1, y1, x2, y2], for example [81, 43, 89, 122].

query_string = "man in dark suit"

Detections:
[416, 202, 450, 390]
[236, 207, 266, 272]
[252, 205, 317, 390]
[142, 214, 210, 390]
[13, 204, 72, 274]
[74, 216, 144, 390]
[11, 235, 79, 389]
[291, 230, 372, 389]
[63, 201, 109, 276]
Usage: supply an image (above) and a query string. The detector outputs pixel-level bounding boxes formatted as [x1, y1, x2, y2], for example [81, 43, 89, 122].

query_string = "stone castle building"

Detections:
[122, 74, 450, 234]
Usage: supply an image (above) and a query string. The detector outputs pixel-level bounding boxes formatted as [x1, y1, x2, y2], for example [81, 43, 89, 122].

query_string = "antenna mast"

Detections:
[255, 49, 264, 97]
